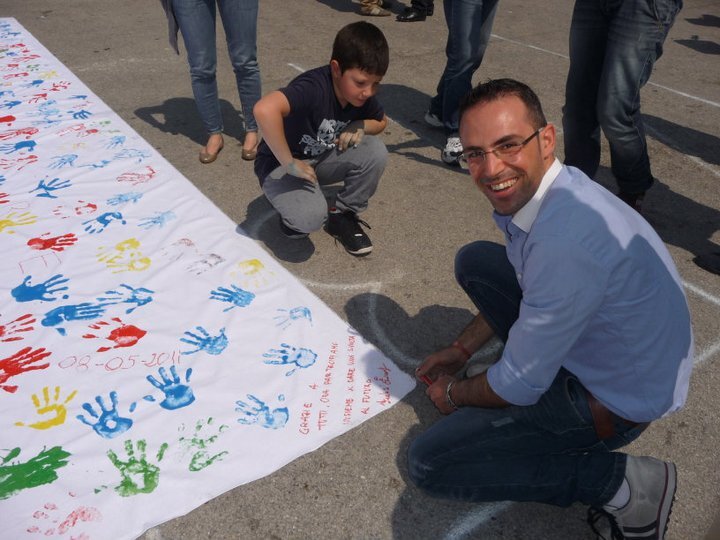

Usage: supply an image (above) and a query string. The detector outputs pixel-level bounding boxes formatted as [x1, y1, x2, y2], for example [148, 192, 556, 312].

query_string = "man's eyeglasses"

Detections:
[459, 127, 545, 170]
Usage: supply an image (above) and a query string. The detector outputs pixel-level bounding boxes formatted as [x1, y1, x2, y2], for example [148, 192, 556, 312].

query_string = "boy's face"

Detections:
[330, 60, 382, 108]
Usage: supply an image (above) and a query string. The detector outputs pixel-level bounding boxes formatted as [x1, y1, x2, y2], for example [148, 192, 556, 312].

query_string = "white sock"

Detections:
[604, 478, 630, 511]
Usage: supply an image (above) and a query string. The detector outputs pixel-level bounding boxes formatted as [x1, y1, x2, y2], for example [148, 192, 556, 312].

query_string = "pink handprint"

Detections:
[0, 192, 8, 204]
[82, 317, 146, 353]
[27, 232, 79, 252]
[0, 313, 35, 342]
[0, 347, 51, 393]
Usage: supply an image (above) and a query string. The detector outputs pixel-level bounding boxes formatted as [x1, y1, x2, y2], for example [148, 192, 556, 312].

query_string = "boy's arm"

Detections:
[253, 90, 317, 182]
[336, 114, 388, 151]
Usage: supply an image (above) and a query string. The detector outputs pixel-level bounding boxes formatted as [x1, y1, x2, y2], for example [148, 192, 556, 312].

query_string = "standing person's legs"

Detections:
[172, 0, 223, 138]
[562, 0, 609, 179]
[597, 0, 682, 197]
[217, 0, 261, 156]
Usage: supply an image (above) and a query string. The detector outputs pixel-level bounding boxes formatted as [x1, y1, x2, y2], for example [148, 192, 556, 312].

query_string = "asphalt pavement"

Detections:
[3, 0, 719, 538]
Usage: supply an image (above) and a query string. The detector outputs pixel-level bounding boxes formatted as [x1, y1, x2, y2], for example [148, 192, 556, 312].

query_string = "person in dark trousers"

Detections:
[397, 0, 434, 21]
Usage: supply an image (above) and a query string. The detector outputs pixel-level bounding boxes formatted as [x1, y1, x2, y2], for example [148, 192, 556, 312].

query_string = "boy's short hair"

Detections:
[460, 79, 548, 130]
[331, 21, 389, 77]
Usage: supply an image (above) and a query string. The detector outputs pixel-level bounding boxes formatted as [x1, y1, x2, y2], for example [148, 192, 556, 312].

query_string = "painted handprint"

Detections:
[30, 176, 71, 198]
[263, 343, 318, 376]
[106, 191, 142, 207]
[105, 135, 126, 149]
[52, 200, 97, 219]
[274, 306, 313, 329]
[27, 232, 78, 252]
[26, 502, 101, 537]
[209, 284, 255, 312]
[15, 386, 78, 430]
[116, 165, 157, 186]
[96, 284, 154, 314]
[82, 317, 147, 353]
[230, 258, 276, 289]
[186, 253, 224, 275]
[235, 394, 289, 430]
[82, 211, 126, 234]
[144, 366, 195, 410]
[42, 303, 107, 335]
[49, 154, 77, 168]
[0, 139, 36, 153]
[0, 347, 51, 393]
[113, 148, 150, 163]
[138, 210, 176, 230]
[76, 391, 134, 439]
[0, 446, 71, 500]
[159, 237, 197, 262]
[178, 417, 229, 472]
[96, 238, 151, 273]
[0, 313, 35, 341]
[0, 210, 37, 233]
[180, 326, 228, 356]
[106, 439, 168, 497]
[11, 274, 69, 303]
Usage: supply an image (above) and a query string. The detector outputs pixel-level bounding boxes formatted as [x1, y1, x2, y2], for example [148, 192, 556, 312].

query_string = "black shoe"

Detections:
[617, 191, 645, 214]
[694, 251, 720, 276]
[279, 220, 308, 239]
[325, 210, 373, 256]
[396, 7, 427, 21]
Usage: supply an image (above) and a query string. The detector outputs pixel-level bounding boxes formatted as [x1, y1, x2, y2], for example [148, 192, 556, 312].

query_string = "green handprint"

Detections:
[106, 439, 168, 497]
[0, 446, 71, 500]
[179, 417, 229, 472]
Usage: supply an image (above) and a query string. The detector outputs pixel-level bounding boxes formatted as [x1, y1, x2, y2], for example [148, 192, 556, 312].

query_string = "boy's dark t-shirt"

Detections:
[254, 65, 385, 183]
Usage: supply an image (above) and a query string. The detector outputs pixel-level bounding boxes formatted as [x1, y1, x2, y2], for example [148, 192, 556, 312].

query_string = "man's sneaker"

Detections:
[587, 456, 677, 540]
[279, 220, 308, 239]
[441, 136, 463, 166]
[424, 111, 443, 128]
[325, 210, 373, 256]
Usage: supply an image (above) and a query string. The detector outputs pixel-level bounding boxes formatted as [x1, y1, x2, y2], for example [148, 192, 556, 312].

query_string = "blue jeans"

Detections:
[407, 241, 647, 507]
[428, 0, 499, 136]
[562, 0, 682, 194]
[172, 0, 260, 134]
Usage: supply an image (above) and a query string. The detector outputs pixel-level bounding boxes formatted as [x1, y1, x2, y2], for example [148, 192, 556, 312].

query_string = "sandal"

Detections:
[360, 6, 391, 16]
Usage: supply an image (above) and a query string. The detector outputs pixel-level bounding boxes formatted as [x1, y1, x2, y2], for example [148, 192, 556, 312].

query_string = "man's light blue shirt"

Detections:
[488, 160, 693, 422]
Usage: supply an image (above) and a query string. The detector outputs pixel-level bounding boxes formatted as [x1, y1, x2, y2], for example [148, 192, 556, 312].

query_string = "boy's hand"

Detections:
[336, 120, 364, 152]
[284, 159, 317, 182]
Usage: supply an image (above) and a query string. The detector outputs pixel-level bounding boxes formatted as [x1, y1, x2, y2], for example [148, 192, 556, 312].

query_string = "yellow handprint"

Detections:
[15, 386, 78, 430]
[0, 211, 38, 234]
[230, 258, 276, 289]
[97, 238, 151, 273]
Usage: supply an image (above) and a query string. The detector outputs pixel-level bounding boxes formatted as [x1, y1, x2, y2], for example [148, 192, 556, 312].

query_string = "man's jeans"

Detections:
[172, 0, 260, 134]
[562, 0, 682, 194]
[428, 0, 499, 136]
[407, 241, 647, 507]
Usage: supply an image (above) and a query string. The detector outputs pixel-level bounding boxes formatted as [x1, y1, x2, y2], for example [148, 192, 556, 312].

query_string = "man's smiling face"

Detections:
[459, 95, 555, 216]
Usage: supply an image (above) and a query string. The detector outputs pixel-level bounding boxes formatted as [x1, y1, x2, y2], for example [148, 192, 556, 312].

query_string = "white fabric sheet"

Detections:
[0, 18, 414, 539]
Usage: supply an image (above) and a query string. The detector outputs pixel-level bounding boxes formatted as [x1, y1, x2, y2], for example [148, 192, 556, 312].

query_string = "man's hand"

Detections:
[336, 120, 364, 152]
[416, 345, 468, 383]
[284, 159, 317, 182]
[425, 374, 459, 415]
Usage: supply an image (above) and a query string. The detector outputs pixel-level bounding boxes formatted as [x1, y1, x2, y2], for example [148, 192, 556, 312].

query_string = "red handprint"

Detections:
[0, 115, 16, 125]
[0, 193, 8, 204]
[27, 233, 79, 252]
[0, 347, 51, 393]
[0, 314, 35, 342]
[82, 317, 146, 353]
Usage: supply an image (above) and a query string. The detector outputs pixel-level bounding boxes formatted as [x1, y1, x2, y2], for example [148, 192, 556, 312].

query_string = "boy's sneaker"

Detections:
[587, 456, 677, 540]
[441, 136, 463, 166]
[325, 210, 372, 256]
[279, 220, 308, 239]
[424, 111, 443, 128]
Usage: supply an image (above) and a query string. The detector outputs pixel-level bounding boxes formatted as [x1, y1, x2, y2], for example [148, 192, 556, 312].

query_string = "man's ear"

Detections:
[330, 59, 341, 79]
[540, 123, 556, 160]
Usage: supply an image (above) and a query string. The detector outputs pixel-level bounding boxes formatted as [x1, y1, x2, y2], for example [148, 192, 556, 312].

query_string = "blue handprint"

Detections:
[0, 139, 36, 153]
[107, 191, 143, 207]
[114, 148, 150, 163]
[138, 211, 176, 230]
[0, 100, 21, 110]
[145, 366, 195, 410]
[71, 109, 91, 120]
[30, 176, 71, 198]
[235, 394, 289, 429]
[80, 159, 112, 169]
[49, 154, 77, 169]
[11, 274, 69, 303]
[82, 211, 126, 234]
[180, 326, 228, 356]
[105, 135, 126, 149]
[209, 285, 255, 312]
[274, 306, 313, 329]
[41, 303, 106, 335]
[77, 391, 134, 439]
[263, 343, 318, 376]
[96, 284, 153, 314]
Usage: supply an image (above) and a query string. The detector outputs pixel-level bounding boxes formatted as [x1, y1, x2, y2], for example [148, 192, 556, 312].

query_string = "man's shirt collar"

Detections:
[510, 158, 562, 233]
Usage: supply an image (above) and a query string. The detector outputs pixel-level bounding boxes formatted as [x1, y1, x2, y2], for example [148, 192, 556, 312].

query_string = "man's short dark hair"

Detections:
[331, 21, 389, 77]
[459, 79, 547, 130]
